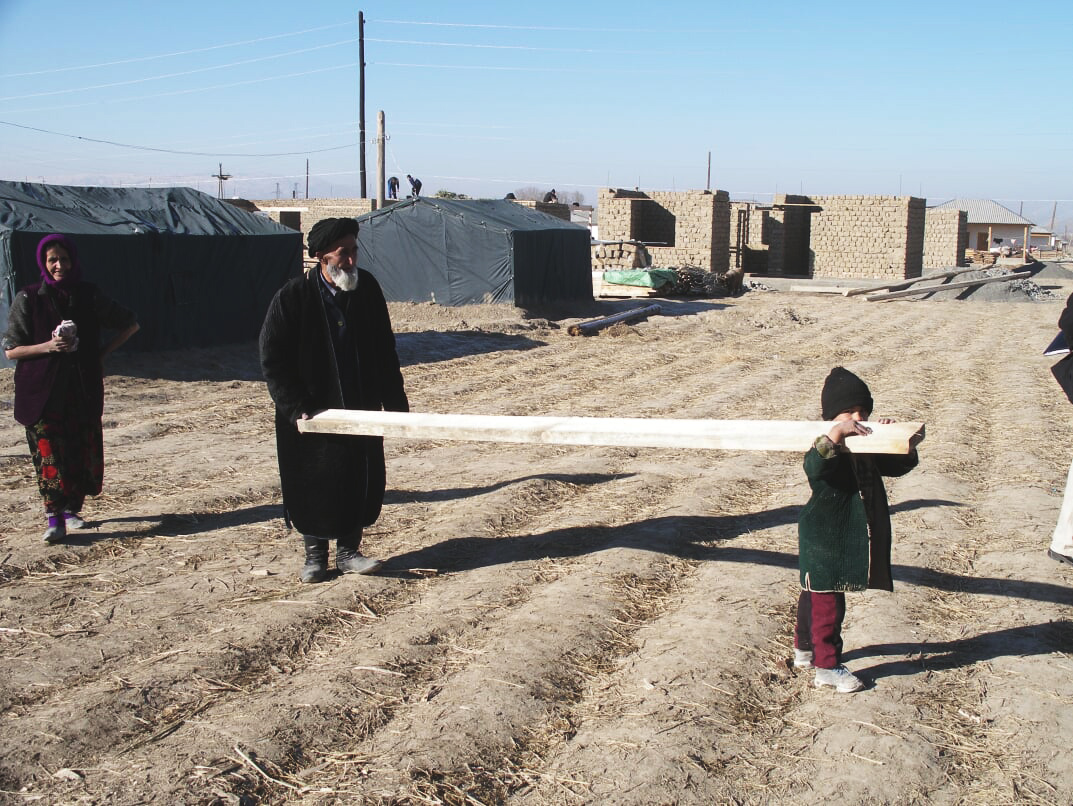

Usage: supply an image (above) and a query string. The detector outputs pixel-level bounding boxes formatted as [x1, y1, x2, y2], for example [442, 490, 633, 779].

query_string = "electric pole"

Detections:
[212, 163, 231, 198]
[359, 10, 367, 198]
[376, 110, 386, 207]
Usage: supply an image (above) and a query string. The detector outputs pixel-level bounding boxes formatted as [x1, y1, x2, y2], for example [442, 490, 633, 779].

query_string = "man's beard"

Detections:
[326, 262, 359, 291]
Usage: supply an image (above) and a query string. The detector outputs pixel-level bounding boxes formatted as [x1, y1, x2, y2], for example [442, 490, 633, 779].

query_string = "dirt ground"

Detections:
[1, 270, 1072, 805]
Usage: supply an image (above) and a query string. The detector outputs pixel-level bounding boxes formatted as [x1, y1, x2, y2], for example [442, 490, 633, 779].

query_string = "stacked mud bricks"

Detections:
[509, 200, 572, 221]
[590, 241, 652, 270]
[249, 198, 381, 251]
[806, 195, 926, 280]
[597, 189, 731, 273]
[923, 208, 968, 270]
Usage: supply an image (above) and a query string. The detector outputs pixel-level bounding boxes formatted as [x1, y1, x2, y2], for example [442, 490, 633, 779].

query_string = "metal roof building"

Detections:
[929, 198, 1034, 226]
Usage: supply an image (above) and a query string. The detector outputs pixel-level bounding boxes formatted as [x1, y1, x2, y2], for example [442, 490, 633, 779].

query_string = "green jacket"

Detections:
[798, 436, 918, 592]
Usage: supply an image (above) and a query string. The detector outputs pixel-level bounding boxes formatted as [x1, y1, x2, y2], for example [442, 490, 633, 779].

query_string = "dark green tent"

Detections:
[356, 198, 592, 306]
[0, 181, 302, 364]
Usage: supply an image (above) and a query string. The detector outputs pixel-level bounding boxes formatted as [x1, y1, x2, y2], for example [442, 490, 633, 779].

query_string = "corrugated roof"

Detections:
[929, 198, 1034, 226]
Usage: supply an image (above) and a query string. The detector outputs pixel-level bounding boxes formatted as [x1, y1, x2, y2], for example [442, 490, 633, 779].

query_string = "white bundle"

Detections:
[53, 319, 79, 350]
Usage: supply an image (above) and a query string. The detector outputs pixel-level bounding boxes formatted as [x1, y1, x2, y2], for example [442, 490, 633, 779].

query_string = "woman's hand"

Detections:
[50, 333, 76, 353]
[5, 337, 73, 360]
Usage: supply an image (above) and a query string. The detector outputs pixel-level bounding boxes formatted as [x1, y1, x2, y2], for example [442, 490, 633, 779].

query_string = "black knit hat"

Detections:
[307, 217, 359, 257]
[821, 367, 873, 420]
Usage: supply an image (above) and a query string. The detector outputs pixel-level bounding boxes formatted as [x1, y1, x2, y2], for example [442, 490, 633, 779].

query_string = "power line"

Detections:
[0, 40, 357, 102]
[0, 21, 355, 78]
[371, 19, 728, 34]
[0, 119, 356, 158]
[371, 61, 696, 75]
[2, 63, 360, 115]
[365, 37, 713, 57]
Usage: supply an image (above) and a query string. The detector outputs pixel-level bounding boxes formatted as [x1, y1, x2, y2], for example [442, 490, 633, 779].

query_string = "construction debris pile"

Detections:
[669, 265, 746, 297]
[849, 266, 1056, 303]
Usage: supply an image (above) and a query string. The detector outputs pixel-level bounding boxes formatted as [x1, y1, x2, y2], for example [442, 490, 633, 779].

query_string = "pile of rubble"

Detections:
[669, 265, 746, 297]
[925, 267, 1055, 302]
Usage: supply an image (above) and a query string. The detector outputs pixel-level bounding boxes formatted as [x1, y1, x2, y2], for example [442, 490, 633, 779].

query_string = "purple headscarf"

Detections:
[36, 233, 82, 289]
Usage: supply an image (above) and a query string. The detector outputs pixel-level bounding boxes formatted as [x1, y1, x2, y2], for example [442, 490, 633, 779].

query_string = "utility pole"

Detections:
[305, 158, 309, 199]
[212, 163, 231, 198]
[275, 182, 280, 200]
[376, 110, 386, 207]
[706, 151, 711, 192]
[359, 10, 367, 198]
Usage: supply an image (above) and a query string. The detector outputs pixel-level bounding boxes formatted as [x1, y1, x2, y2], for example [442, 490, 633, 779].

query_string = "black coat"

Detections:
[4, 281, 136, 426]
[259, 269, 408, 537]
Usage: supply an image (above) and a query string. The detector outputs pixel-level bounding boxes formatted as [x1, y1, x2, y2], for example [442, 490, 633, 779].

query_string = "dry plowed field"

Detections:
[1, 283, 1072, 804]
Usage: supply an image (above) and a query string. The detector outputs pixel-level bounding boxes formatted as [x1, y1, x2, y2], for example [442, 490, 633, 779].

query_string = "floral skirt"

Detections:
[25, 397, 103, 515]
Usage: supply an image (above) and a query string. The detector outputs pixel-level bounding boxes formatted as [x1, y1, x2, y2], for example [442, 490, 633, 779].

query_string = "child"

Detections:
[794, 367, 923, 693]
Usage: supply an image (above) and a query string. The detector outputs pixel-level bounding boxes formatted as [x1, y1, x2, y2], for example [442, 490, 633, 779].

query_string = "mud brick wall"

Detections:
[596, 188, 730, 272]
[729, 203, 774, 271]
[249, 198, 386, 252]
[806, 195, 925, 279]
[923, 208, 967, 269]
[509, 200, 572, 221]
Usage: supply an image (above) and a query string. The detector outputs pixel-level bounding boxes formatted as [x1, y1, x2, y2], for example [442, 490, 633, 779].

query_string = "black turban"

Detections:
[821, 366, 873, 420]
[307, 217, 359, 257]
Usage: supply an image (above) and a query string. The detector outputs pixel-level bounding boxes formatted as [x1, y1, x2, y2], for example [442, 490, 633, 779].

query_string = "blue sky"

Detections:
[1, 0, 1070, 229]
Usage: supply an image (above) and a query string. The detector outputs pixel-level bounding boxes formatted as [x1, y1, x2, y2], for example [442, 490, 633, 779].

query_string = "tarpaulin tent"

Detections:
[356, 198, 592, 306]
[0, 181, 302, 365]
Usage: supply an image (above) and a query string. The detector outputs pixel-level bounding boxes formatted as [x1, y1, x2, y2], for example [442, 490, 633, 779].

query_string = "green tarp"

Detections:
[601, 269, 679, 288]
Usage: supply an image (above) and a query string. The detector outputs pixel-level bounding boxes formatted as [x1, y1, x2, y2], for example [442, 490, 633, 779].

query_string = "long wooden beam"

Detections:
[843, 266, 985, 297]
[864, 270, 1030, 301]
[298, 410, 924, 455]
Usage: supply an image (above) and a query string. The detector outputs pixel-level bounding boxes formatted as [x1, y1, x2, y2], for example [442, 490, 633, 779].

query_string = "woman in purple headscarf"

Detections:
[2, 234, 139, 543]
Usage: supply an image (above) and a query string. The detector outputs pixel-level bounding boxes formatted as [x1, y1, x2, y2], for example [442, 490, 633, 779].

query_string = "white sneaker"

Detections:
[64, 512, 86, 530]
[793, 648, 814, 669]
[813, 665, 864, 693]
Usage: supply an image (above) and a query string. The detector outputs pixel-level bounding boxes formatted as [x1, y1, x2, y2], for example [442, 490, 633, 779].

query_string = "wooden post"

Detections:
[376, 111, 386, 208]
[298, 411, 924, 455]
[358, 10, 366, 199]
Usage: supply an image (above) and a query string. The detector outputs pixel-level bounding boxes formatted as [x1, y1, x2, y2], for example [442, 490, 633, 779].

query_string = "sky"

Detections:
[1, 0, 1071, 230]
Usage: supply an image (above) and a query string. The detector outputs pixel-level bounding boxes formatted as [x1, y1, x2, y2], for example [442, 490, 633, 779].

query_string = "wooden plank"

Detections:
[789, 285, 853, 294]
[843, 266, 983, 297]
[865, 270, 1030, 301]
[298, 410, 924, 455]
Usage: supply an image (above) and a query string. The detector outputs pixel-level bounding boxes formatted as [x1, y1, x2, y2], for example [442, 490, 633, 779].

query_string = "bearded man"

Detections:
[259, 217, 408, 582]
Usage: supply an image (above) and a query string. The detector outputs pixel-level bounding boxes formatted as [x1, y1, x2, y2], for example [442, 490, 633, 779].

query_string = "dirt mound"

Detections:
[1029, 260, 1073, 281]
[920, 269, 1055, 302]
